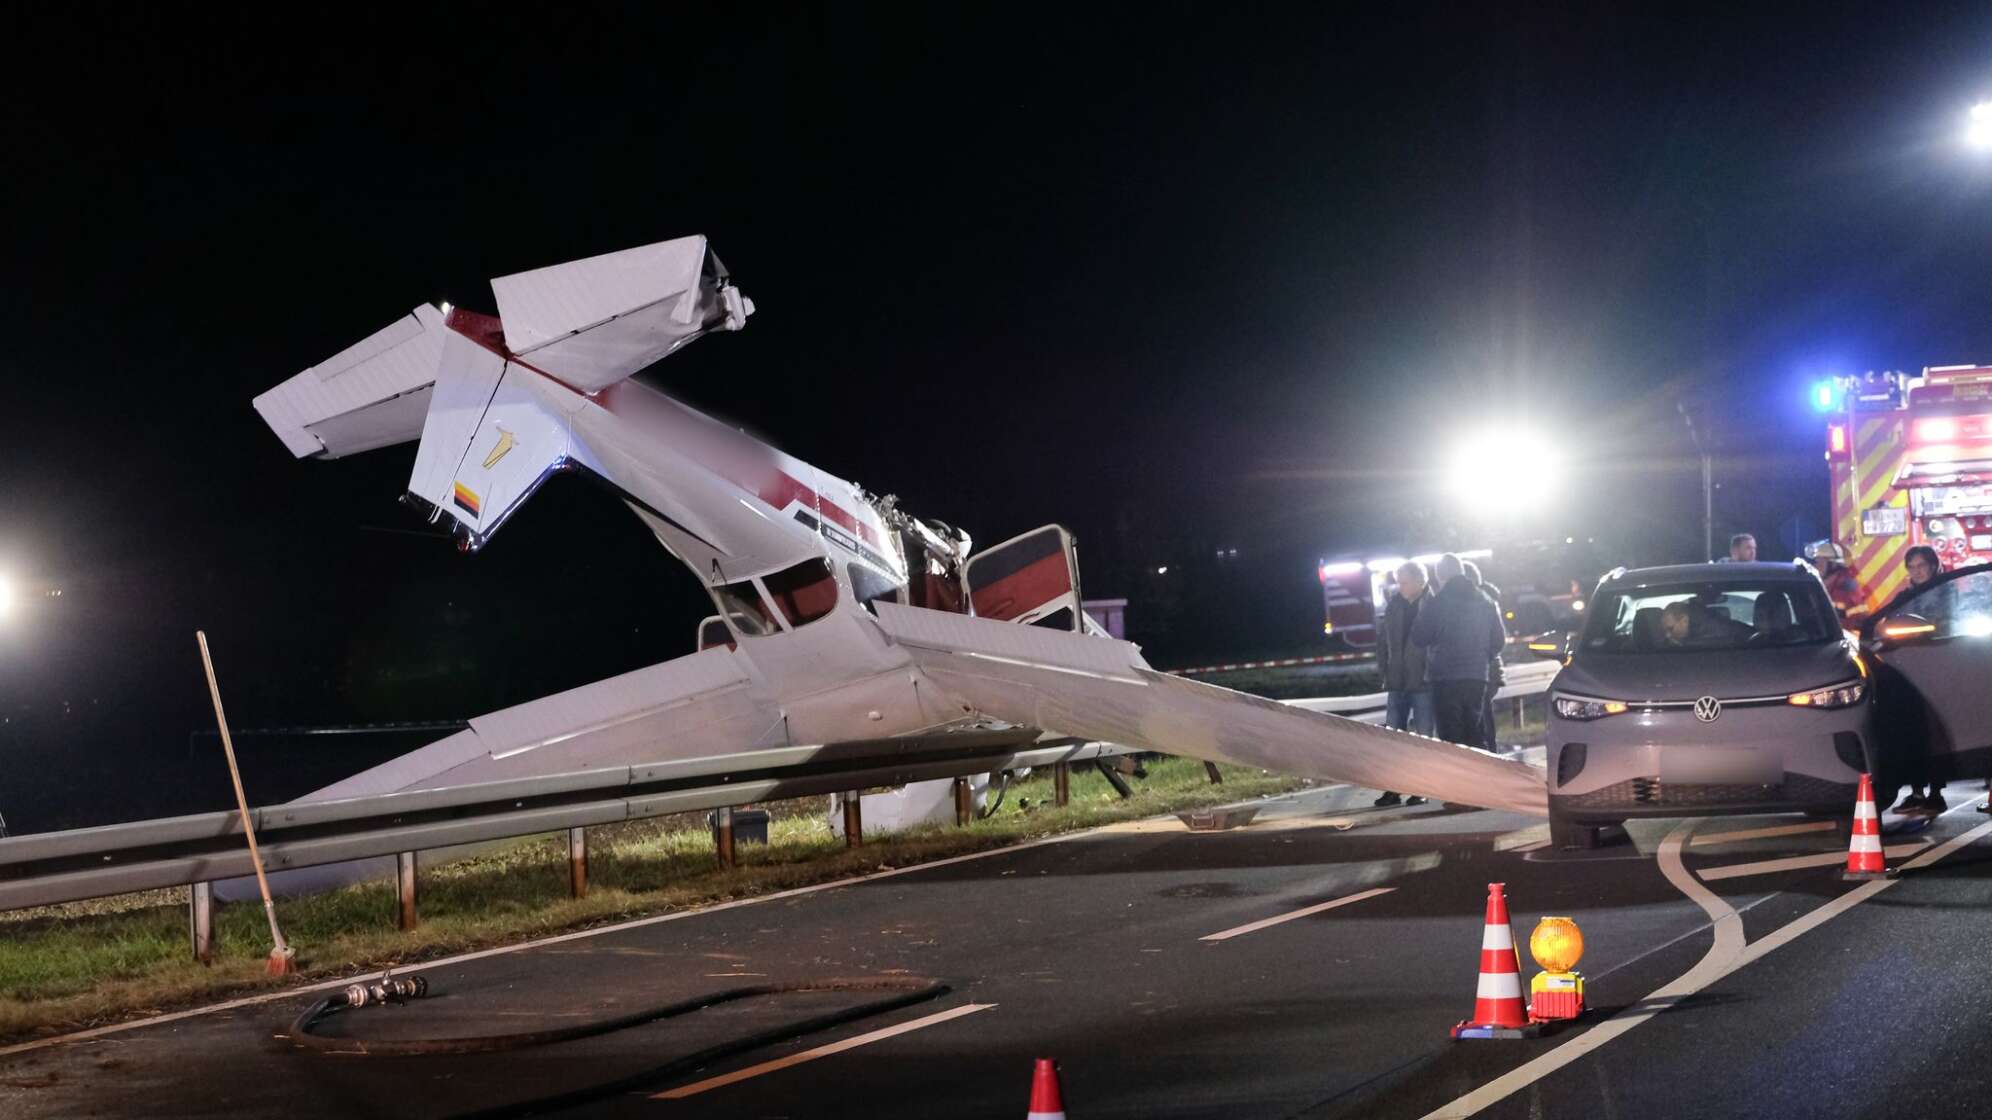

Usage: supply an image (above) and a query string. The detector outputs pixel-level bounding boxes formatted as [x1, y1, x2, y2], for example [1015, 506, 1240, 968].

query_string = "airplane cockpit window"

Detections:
[763, 557, 840, 628]
[848, 562, 903, 612]
[713, 580, 780, 636]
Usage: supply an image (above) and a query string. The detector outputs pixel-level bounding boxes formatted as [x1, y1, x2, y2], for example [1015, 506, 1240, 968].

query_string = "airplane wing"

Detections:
[871, 602, 1549, 817]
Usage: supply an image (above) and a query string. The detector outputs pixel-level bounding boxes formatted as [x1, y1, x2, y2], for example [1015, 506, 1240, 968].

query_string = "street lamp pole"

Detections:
[1677, 400, 1714, 562]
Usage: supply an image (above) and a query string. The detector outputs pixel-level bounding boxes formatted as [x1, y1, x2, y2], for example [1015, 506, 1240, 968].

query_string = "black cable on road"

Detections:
[283, 975, 953, 1119]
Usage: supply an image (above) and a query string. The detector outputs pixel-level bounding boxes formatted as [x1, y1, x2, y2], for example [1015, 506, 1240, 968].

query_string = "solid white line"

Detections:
[649, 1002, 995, 1098]
[1687, 821, 1836, 846]
[1198, 887, 1395, 942]
[1696, 842, 1930, 881]
[1422, 818, 1992, 1119]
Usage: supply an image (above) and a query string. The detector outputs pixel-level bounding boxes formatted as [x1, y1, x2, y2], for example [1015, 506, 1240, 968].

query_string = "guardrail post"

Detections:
[1514, 696, 1525, 728]
[1054, 762, 1070, 807]
[189, 881, 214, 964]
[568, 827, 588, 899]
[953, 777, 973, 826]
[842, 792, 863, 847]
[715, 806, 736, 869]
[397, 851, 419, 931]
[1203, 761, 1224, 785]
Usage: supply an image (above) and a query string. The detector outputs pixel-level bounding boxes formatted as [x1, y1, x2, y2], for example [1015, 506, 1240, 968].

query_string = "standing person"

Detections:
[1727, 533, 1757, 562]
[1373, 561, 1435, 807]
[1461, 561, 1506, 752]
[1410, 553, 1507, 750]
[1806, 541, 1870, 623]
[1888, 545, 1948, 813]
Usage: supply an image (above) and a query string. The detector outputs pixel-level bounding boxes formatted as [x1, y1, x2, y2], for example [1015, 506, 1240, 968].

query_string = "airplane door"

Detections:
[1868, 566, 1992, 783]
[963, 525, 1083, 631]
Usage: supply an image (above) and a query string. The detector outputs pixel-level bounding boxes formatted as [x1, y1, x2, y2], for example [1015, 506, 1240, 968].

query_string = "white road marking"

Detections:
[649, 1002, 995, 1099]
[1422, 817, 1992, 1119]
[1696, 842, 1930, 880]
[1492, 824, 1551, 851]
[1, 782, 1361, 1061]
[1687, 820, 1836, 846]
[0, 826, 1094, 1060]
[1198, 887, 1396, 942]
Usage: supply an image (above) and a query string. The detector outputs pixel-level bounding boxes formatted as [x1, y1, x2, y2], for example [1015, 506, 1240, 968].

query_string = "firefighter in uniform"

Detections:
[1805, 540, 1869, 623]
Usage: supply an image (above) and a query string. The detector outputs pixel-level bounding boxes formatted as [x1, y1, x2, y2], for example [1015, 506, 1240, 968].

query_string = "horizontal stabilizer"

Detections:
[252, 304, 447, 458]
[491, 235, 752, 392]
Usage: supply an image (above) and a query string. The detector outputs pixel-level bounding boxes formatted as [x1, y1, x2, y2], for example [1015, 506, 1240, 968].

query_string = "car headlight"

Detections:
[1553, 695, 1629, 721]
[1787, 680, 1864, 709]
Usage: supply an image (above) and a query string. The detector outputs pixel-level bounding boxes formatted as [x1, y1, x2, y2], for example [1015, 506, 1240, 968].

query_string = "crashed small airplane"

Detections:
[254, 236, 1546, 819]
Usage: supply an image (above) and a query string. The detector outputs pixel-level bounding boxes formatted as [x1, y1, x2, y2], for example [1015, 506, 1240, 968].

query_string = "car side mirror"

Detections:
[1874, 612, 1937, 648]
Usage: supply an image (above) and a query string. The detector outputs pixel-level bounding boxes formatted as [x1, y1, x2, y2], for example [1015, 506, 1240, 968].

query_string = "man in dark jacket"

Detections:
[1372, 560, 1435, 806]
[1410, 553, 1508, 748]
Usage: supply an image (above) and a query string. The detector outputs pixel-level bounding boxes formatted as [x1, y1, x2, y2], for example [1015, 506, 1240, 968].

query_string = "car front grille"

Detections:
[1563, 773, 1853, 809]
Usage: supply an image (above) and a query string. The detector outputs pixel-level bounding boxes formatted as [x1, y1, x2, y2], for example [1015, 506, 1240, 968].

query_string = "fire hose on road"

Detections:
[282, 972, 952, 1118]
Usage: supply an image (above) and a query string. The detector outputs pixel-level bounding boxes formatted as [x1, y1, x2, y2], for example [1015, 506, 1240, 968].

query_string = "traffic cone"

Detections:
[1452, 882, 1543, 1039]
[1844, 773, 1894, 881]
[1026, 1058, 1066, 1119]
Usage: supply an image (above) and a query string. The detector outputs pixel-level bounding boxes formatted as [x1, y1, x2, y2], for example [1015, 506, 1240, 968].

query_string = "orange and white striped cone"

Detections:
[1026, 1057, 1066, 1119]
[1452, 882, 1543, 1039]
[1844, 773, 1894, 881]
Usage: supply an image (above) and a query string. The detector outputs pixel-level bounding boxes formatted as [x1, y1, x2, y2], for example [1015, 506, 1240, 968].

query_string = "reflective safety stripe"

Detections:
[1850, 834, 1883, 853]
[1481, 924, 1514, 951]
[1854, 802, 1877, 821]
[1477, 972, 1524, 999]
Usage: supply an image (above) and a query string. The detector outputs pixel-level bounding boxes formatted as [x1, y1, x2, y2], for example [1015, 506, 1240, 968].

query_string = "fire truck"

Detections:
[1824, 364, 1992, 612]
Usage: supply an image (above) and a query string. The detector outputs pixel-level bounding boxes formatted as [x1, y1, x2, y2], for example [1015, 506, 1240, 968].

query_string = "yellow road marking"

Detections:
[1697, 842, 1930, 880]
[1687, 821, 1836, 846]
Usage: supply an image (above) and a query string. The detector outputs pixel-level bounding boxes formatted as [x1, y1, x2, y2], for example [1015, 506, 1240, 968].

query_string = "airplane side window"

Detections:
[713, 581, 779, 636]
[763, 557, 840, 628]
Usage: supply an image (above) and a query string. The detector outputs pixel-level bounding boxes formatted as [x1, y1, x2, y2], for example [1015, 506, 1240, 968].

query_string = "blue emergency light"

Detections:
[1810, 379, 1842, 412]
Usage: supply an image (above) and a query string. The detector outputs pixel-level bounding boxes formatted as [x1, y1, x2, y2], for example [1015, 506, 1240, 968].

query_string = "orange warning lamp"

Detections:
[1826, 423, 1850, 462]
[1527, 916, 1586, 1022]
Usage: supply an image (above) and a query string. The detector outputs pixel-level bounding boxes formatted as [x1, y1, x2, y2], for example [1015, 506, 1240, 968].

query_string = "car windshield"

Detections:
[1581, 580, 1839, 653]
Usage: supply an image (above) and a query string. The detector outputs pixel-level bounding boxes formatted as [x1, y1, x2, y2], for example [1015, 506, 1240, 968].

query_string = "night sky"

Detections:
[4, 6, 1992, 829]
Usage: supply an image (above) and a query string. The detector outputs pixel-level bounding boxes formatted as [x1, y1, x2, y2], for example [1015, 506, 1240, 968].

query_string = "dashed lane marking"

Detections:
[1199, 887, 1396, 942]
[1696, 841, 1932, 880]
[649, 1002, 996, 1099]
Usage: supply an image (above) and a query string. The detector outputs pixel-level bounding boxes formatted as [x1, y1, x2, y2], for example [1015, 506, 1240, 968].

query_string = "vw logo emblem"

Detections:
[1693, 696, 1722, 723]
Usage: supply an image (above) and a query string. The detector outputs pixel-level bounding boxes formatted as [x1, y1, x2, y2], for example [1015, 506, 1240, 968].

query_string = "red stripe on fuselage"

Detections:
[442, 307, 883, 550]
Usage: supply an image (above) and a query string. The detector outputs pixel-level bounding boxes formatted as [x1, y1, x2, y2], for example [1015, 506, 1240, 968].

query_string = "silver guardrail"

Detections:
[1283, 657, 1560, 721]
[0, 662, 1560, 936]
[0, 731, 1124, 913]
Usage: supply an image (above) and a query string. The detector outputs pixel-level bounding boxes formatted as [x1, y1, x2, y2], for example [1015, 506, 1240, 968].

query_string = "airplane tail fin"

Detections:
[253, 235, 752, 548]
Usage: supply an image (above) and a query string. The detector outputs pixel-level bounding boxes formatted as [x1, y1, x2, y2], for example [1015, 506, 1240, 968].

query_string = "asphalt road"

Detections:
[4, 782, 1990, 1119]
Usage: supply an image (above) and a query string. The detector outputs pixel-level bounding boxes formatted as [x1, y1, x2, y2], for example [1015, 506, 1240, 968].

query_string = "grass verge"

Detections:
[0, 757, 1308, 1044]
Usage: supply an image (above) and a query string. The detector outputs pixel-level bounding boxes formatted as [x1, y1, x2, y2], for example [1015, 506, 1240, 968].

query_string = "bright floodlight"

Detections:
[1969, 103, 1992, 151]
[0, 575, 13, 619]
[1444, 428, 1561, 516]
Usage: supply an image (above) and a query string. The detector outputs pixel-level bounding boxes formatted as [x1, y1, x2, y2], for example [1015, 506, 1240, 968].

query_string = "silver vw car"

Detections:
[1546, 562, 1872, 849]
